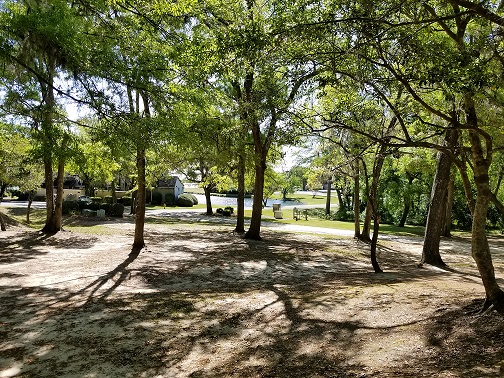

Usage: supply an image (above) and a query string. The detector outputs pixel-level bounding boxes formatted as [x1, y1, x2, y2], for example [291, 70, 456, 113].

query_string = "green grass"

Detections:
[260, 207, 426, 237]
[146, 203, 208, 210]
[268, 193, 338, 206]
[2, 207, 47, 229]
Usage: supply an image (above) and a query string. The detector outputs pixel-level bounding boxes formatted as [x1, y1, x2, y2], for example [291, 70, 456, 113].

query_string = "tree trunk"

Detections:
[27, 191, 35, 224]
[370, 214, 383, 273]
[0, 183, 6, 231]
[398, 202, 410, 228]
[361, 147, 386, 242]
[465, 94, 504, 312]
[421, 128, 458, 267]
[245, 156, 266, 240]
[133, 148, 146, 250]
[43, 157, 55, 224]
[442, 173, 455, 237]
[325, 176, 332, 215]
[111, 180, 117, 204]
[235, 152, 246, 233]
[42, 156, 65, 234]
[353, 162, 361, 238]
[204, 186, 213, 215]
[398, 173, 414, 227]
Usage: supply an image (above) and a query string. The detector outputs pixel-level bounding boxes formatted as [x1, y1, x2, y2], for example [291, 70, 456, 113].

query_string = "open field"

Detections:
[1, 211, 504, 377]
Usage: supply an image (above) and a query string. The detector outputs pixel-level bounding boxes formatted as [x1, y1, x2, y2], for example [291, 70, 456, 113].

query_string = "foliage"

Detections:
[177, 193, 196, 207]
[109, 203, 125, 218]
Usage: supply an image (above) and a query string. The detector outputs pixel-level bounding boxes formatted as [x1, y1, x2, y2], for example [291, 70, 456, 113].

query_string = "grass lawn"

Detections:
[4, 204, 479, 239]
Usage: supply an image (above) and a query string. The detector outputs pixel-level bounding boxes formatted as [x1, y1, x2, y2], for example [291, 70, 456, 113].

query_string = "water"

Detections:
[193, 194, 303, 208]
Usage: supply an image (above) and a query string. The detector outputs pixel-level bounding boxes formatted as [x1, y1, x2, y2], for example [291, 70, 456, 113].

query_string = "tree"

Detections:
[198, 0, 319, 240]
[0, 0, 87, 233]
[347, 0, 504, 310]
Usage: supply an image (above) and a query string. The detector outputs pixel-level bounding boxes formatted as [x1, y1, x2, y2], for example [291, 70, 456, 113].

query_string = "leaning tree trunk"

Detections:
[421, 129, 458, 267]
[361, 146, 387, 242]
[235, 152, 246, 233]
[465, 94, 504, 313]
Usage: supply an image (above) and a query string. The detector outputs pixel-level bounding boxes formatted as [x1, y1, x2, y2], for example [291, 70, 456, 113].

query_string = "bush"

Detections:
[79, 201, 100, 212]
[177, 193, 195, 207]
[151, 192, 163, 206]
[110, 203, 125, 217]
[11, 190, 29, 201]
[224, 206, 234, 214]
[189, 193, 198, 205]
[165, 194, 176, 206]
[99, 203, 111, 215]
[62, 200, 79, 215]
[216, 208, 223, 214]
[103, 196, 113, 204]
[119, 196, 132, 206]
[91, 197, 103, 203]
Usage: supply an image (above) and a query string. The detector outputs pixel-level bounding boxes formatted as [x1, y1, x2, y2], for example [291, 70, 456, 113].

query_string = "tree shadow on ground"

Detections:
[2, 226, 503, 377]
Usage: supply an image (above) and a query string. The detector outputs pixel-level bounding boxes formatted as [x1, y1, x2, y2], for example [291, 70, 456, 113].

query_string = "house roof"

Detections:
[157, 176, 183, 188]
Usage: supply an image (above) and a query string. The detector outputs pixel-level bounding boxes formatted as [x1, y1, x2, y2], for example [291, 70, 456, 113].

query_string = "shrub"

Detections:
[62, 200, 79, 215]
[99, 203, 111, 215]
[216, 208, 223, 214]
[103, 196, 113, 204]
[119, 196, 132, 206]
[110, 203, 125, 217]
[177, 193, 195, 207]
[189, 194, 198, 205]
[91, 197, 103, 203]
[11, 190, 29, 201]
[165, 194, 176, 206]
[224, 206, 234, 214]
[151, 192, 163, 206]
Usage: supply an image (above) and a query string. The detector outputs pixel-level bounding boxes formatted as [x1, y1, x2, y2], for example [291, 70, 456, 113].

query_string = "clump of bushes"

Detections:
[177, 193, 196, 207]
[216, 207, 234, 216]
[62, 200, 80, 215]
[151, 192, 163, 206]
[63, 199, 124, 217]
[118, 196, 132, 206]
[109, 203, 124, 217]
[165, 194, 176, 206]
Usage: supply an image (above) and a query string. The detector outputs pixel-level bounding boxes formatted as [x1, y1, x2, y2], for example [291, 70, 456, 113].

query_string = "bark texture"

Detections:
[421, 128, 458, 267]
[235, 152, 246, 233]
[465, 94, 504, 312]
[353, 163, 361, 239]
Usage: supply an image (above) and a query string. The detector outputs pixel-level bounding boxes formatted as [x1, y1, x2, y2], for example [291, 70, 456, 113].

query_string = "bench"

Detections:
[293, 207, 308, 221]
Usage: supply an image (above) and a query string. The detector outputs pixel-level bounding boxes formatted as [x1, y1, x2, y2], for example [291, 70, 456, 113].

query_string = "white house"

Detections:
[153, 176, 184, 205]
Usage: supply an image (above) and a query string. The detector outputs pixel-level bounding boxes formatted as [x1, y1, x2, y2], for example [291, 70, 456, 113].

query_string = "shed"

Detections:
[154, 176, 184, 205]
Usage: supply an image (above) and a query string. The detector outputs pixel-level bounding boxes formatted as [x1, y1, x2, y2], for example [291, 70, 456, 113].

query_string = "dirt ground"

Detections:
[1, 213, 504, 378]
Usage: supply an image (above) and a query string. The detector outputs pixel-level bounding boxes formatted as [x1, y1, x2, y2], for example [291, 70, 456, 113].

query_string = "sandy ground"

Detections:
[1, 214, 504, 378]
